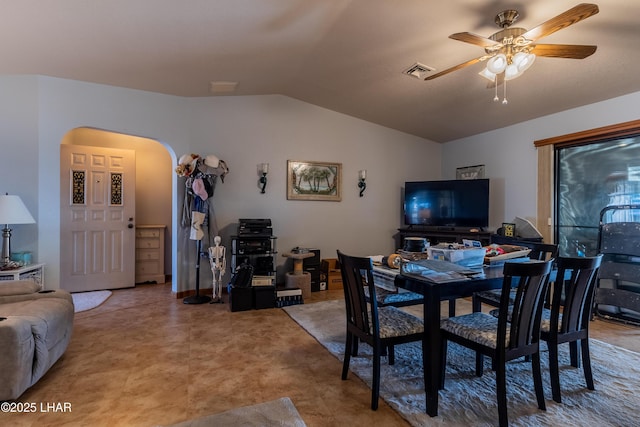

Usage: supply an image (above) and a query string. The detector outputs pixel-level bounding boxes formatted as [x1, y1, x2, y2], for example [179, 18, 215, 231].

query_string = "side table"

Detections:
[0, 263, 45, 290]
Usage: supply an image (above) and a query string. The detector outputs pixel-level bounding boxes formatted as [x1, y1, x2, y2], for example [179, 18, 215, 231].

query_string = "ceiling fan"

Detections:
[425, 3, 599, 103]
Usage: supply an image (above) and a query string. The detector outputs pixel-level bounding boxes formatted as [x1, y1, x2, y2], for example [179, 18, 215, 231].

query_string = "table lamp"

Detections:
[0, 194, 35, 266]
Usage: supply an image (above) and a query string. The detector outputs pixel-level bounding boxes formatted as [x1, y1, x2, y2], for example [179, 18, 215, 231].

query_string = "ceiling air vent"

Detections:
[403, 63, 435, 80]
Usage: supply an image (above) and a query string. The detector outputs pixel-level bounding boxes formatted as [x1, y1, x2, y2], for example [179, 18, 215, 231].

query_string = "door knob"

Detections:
[128, 224, 134, 229]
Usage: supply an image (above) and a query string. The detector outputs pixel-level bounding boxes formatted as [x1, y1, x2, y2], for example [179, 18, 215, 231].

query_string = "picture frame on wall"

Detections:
[287, 160, 342, 201]
[456, 164, 485, 180]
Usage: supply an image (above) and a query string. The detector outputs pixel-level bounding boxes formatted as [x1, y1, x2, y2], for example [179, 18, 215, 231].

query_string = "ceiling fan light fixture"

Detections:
[504, 63, 521, 81]
[514, 52, 536, 73]
[487, 54, 507, 74]
[424, 4, 599, 105]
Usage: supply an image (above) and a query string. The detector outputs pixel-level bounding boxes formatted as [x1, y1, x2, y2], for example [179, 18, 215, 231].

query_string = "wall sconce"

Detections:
[259, 163, 269, 193]
[358, 170, 367, 197]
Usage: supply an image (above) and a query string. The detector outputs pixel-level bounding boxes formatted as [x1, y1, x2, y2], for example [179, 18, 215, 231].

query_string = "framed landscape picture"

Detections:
[456, 164, 485, 180]
[287, 160, 342, 201]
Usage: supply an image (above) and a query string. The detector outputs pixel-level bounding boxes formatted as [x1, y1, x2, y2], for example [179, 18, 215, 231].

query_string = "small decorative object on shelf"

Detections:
[456, 164, 485, 180]
[502, 222, 516, 237]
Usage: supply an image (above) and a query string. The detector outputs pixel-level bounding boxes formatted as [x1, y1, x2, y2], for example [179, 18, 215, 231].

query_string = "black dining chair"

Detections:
[472, 242, 558, 313]
[440, 260, 553, 427]
[337, 250, 424, 410]
[364, 278, 424, 312]
[538, 255, 602, 403]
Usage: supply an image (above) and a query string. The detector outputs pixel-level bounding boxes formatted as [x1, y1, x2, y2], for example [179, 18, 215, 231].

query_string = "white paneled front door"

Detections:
[60, 145, 136, 292]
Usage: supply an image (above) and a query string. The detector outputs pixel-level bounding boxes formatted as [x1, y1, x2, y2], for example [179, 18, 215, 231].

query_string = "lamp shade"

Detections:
[487, 54, 507, 74]
[504, 64, 522, 81]
[0, 195, 36, 225]
[514, 52, 536, 73]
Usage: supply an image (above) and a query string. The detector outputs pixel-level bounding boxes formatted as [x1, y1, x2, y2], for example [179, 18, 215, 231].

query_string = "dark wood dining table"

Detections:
[397, 263, 504, 417]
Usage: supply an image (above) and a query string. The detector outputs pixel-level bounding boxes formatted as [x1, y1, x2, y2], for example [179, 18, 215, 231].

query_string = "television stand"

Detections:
[396, 227, 491, 250]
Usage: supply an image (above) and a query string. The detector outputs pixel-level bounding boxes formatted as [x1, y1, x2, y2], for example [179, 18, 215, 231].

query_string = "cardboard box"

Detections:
[251, 275, 274, 286]
[427, 245, 485, 268]
[321, 258, 343, 290]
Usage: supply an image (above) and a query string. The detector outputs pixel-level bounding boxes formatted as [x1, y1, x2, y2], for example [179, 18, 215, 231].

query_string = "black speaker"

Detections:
[254, 256, 274, 274]
[302, 249, 321, 267]
[253, 286, 276, 310]
[229, 285, 252, 312]
[305, 266, 321, 291]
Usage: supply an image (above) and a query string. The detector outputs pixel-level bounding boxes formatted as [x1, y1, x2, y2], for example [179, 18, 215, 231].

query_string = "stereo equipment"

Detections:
[238, 218, 272, 237]
[237, 239, 271, 254]
[254, 256, 274, 273]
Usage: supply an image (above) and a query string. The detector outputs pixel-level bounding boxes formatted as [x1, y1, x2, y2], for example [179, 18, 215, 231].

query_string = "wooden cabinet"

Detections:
[135, 225, 166, 284]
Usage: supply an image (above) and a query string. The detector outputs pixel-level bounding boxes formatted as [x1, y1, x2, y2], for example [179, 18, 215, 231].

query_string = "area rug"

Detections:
[165, 397, 306, 427]
[71, 290, 112, 313]
[284, 299, 640, 427]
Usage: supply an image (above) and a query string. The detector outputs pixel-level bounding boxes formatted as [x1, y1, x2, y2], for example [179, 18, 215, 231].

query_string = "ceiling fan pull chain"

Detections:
[493, 75, 499, 102]
[502, 77, 508, 105]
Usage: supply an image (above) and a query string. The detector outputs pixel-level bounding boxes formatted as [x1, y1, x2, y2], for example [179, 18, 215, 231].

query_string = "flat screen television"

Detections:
[403, 179, 489, 229]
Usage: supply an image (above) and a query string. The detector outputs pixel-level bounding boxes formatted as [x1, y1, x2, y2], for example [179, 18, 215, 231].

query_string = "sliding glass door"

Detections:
[555, 136, 640, 256]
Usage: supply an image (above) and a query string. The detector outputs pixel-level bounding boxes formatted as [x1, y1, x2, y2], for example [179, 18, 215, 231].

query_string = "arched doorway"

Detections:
[60, 127, 175, 291]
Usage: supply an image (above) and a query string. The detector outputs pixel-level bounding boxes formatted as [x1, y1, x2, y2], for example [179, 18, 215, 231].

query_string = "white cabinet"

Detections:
[135, 225, 166, 284]
[0, 263, 45, 290]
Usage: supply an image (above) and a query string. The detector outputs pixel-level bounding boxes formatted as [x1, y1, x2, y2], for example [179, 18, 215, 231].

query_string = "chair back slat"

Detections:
[552, 256, 603, 335]
[525, 242, 558, 261]
[337, 251, 378, 338]
[499, 261, 552, 352]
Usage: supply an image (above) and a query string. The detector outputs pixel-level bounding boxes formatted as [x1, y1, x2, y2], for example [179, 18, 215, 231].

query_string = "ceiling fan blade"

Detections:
[521, 3, 599, 42]
[450, 32, 499, 48]
[531, 43, 597, 59]
[424, 57, 486, 81]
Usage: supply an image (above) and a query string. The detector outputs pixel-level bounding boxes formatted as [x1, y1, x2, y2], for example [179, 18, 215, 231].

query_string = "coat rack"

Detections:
[176, 153, 229, 305]
[183, 239, 211, 304]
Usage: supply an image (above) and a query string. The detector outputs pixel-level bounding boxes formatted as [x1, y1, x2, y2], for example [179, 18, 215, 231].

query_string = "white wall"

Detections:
[185, 95, 441, 284]
[1, 75, 440, 291]
[12, 73, 635, 292]
[441, 91, 640, 231]
[0, 76, 39, 256]
[35, 76, 189, 291]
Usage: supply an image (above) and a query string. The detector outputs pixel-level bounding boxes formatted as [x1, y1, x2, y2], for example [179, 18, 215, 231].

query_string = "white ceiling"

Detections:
[2, 1, 638, 142]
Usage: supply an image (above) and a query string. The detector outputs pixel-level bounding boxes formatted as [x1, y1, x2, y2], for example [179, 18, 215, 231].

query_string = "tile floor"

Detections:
[4, 283, 639, 427]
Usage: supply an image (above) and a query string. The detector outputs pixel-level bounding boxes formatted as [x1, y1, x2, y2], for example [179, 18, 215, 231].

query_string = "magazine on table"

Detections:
[401, 258, 485, 283]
